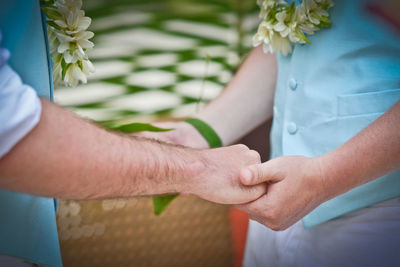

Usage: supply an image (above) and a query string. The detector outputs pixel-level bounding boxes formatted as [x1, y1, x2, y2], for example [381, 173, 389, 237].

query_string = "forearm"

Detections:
[196, 47, 277, 145]
[0, 100, 201, 199]
[319, 101, 400, 199]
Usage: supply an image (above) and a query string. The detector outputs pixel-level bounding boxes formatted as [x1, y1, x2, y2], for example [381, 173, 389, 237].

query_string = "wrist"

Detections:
[179, 148, 220, 195]
[157, 143, 208, 194]
[315, 150, 360, 202]
[312, 156, 335, 203]
[175, 148, 209, 195]
[132, 140, 194, 195]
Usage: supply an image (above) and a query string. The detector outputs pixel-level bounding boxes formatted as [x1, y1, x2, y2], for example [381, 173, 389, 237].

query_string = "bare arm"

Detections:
[196, 46, 277, 145]
[0, 99, 266, 203]
[320, 100, 400, 199]
[140, 47, 277, 148]
[237, 101, 400, 230]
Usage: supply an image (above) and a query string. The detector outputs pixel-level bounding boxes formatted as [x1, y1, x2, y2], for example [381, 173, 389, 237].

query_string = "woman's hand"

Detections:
[133, 121, 209, 149]
[236, 156, 328, 230]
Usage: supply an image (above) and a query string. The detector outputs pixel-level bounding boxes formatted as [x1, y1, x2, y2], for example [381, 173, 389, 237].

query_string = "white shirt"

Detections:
[244, 198, 400, 267]
[0, 32, 42, 267]
[0, 32, 42, 159]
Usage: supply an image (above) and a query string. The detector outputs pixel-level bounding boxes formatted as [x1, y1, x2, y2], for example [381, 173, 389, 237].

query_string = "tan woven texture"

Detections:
[57, 196, 233, 267]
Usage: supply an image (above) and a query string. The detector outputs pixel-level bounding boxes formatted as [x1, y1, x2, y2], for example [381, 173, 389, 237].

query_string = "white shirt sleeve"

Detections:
[0, 34, 42, 159]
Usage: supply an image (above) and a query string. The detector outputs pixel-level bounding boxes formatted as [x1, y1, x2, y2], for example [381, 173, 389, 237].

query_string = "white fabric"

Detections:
[0, 48, 42, 158]
[0, 34, 42, 266]
[244, 198, 400, 267]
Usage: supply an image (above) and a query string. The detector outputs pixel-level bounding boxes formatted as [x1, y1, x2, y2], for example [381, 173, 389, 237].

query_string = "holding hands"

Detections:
[237, 156, 327, 231]
[137, 121, 331, 230]
[189, 144, 266, 204]
[135, 122, 267, 204]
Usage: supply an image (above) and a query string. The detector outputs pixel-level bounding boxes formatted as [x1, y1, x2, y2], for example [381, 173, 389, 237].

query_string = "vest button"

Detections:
[288, 78, 297, 91]
[287, 122, 297, 134]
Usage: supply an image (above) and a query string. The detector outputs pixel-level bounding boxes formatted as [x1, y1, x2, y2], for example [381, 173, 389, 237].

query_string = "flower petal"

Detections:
[75, 31, 94, 40]
[77, 17, 91, 31]
[54, 20, 67, 28]
[274, 22, 287, 32]
[57, 42, 70, 53]
[72, 64, 87, 83]
[77, 39, 94, 49]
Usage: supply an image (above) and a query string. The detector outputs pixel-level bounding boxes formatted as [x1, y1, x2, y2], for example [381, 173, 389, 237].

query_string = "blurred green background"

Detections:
[55, 0, 261, 266]
[55, 0, 259, 123]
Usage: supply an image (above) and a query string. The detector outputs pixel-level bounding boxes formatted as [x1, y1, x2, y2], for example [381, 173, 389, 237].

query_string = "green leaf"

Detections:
[319, 16, 332, 24]
[105, 122, 173, 133]
[287, 2, 295, 21]
[153, 194, 179, 215]
[61, 61, 71, 80]
[318, 21, 332, 29]
[296, 29, 311, 44]
[41, 7, 62, 20]
[46, 20, 63, 31]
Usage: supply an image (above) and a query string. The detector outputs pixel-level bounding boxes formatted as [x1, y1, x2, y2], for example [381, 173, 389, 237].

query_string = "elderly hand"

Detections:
[236, 156, 329, 231]
[184, 144, 267, 205]
[135, 122, 267, 204]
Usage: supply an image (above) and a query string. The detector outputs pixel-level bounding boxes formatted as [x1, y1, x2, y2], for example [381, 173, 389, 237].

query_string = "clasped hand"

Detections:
[237, 156, 328, 230]
[134, 122, 267, 204]
[136, 122, 328, 230]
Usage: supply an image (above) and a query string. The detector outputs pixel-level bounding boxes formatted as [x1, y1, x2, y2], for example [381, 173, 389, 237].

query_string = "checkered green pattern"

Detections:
[54, 0, 259, 123]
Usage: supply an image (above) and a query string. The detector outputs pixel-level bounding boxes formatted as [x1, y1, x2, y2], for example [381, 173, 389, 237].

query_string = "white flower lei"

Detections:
[254, 0, 334, 56]
[41, 0, 95, 87]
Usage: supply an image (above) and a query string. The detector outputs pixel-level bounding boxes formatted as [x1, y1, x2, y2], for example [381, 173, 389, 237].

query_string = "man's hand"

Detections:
[236, 156, 328, 231]
[185, 144, 267, 205]
[134, 121, 209, 149]
[137, 124, 267, 204]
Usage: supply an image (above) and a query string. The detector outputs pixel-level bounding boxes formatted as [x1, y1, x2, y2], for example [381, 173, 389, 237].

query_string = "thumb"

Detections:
[240, 162, 279, 186]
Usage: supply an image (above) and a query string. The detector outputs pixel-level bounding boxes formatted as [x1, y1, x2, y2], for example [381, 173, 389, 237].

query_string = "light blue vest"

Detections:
[0, 1, 62, 266]
[271, 0, 400, 228]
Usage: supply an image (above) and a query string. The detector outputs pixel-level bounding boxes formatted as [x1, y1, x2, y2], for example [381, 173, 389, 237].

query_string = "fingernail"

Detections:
[241, 169, 252, 184]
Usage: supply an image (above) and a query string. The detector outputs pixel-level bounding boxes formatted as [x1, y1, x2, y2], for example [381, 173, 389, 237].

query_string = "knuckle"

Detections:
[263, 209, 280, 224]
[235, 144, 249, 151]
[247, 150, 261, 162]
[247, 167, 257, 180]
[263, 216, 283, 231]
[269, 209, 280, 221]
[255, 167, 264, 181]
[269, 224, 283, 231]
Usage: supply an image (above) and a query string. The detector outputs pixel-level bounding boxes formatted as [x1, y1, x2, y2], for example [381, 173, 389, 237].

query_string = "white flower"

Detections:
[298, 21, 318, 35]
[270, 32, 292, 56]
[42, 0, 95, 87]
[64, 62, 85, 87]
[253, 20, 274, 47]
[274, 11, 289, 36]
[253, 0, 334, 56]
[257, 0, 287, 19]
[273, 11, 299, 42]
[56, 30, 94, 63]
[82, 58, 95, 74]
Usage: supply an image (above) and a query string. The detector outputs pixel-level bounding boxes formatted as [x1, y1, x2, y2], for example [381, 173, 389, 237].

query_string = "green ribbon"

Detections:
[185, 118, 222, 148]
